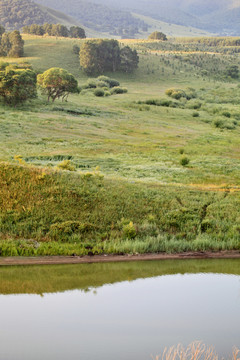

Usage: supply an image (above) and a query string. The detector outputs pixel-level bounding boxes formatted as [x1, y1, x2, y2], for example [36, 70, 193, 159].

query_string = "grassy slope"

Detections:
[133, 13, 213, 38]
[0, 35, 239, 255]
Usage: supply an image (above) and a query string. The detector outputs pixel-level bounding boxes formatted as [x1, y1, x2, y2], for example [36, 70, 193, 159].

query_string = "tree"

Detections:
[69, 26, 86, 39]
[79, 39, 121, 75]
[7, 31, 24, 57]
[37, 67, 79, 102]
[0, 30, 24, 57]
[0, 63, 37, 105]
[148, 31, 167, 41]
[120, 46, 139, 73]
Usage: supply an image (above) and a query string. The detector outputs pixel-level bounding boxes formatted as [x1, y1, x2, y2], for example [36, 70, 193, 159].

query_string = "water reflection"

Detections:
[0, 259, 239, 360]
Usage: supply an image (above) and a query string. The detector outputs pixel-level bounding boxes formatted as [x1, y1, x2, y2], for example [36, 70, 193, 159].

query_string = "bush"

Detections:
[213, 119, 236, 130]
[180, 157, 190, 166]
[48, 221, 95, 241]
[57, 160, 76, 171]
[123, 221, 137, 239]
[97, 76, 120, 88]
[192, 111, 199, 117]
[111, 87, 128, 94]
[222, 111, 231, 118]
[94, 88, 105, 97]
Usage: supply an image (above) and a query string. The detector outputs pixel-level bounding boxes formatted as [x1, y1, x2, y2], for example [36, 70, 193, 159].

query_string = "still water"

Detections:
[0, 259, 239, 360]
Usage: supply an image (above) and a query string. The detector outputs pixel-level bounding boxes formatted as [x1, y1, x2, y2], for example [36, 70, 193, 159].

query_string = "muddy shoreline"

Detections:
[0, 251, 240, 266]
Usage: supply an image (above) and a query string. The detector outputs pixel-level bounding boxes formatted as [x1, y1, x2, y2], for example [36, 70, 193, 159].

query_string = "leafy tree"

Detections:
[0, 63, 37, 105]
[120, 46, 139, 73]
[22, 23, 86, 38]
[0, 30, 24, 57]
[148, 31, 167, 41]
[69, 26, 86, 39]
[37, 67, 79, 102]
[80, 39, 122, 75]
[7, 31, 24, 57]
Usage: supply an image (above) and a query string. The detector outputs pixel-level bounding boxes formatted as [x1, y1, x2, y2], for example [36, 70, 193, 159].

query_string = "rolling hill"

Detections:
[0, 0, 82, 30]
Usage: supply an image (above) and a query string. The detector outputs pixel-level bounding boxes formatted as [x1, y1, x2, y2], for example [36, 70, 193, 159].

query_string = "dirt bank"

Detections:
[0, 251, 240, 266]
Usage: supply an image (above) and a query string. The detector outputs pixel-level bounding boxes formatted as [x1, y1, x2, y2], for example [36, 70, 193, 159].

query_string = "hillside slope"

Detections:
[0, 0, 82, 30]
[35, 0, 148, 37]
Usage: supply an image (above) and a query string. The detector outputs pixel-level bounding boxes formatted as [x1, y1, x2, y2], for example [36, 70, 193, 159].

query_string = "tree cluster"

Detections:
[0, 29, 24, 57]
[0, 0, 55, 30]
[32, 0, 149, 38]
[0, 62, 36, 105]
[79, 40, 139, 75]
[22, 24, 86, 38]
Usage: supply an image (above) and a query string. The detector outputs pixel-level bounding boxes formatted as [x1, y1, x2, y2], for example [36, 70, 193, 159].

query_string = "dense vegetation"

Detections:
[0, 0, 56, 30]
[0, 62, 36, 104]
[22, 24, 86, 38]
[148, 31, 167, 41]
[0, 29, 24, 57]
[0, 34, 239, 256]
[35, 0, 148, 38]
[79, 40, 139, 75]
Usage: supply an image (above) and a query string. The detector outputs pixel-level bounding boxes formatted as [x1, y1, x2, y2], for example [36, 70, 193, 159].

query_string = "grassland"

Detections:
[0, 35, 239, 256]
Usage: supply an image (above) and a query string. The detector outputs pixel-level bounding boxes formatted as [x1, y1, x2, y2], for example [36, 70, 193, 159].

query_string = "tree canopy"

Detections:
[0, 30, 24, 57]
[37, 68, 79, 102]
[148, 31, 167, 41]
[0, 62, 37, 105]
[0, 0, 55, 30]
[80, 40, 139, 75]
[22, 24, 86, 38]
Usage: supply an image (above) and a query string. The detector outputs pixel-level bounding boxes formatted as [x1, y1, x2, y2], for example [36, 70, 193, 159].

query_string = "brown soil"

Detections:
[0, 251, 240, 266]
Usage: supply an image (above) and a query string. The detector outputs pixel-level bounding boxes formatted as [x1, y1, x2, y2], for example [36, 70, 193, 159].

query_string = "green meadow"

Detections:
[0, 35, 239, 256]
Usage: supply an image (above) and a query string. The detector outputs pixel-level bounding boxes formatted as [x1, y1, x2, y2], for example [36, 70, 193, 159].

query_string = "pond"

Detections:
[0, 259, 240, 360]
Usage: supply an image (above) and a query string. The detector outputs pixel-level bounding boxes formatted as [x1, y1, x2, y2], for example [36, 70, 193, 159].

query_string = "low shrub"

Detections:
[213, 119, 236, 130]
[192, 111, 199, 117]
[123, 221, 137, 239]
[180, 157, 190, 166]
[48, 221, 95, 241]
[94, 88, 105, 97]
[111, 87, 128, 95]
[222, 111, 231, 118]
[57, 160, 76, 171]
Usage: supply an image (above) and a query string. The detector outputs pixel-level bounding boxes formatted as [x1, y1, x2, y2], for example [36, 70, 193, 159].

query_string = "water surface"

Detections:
[0, 259, 239, 360]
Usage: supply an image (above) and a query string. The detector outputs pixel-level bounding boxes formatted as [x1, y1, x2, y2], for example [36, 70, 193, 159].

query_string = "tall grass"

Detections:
[153, 342, 239, 360]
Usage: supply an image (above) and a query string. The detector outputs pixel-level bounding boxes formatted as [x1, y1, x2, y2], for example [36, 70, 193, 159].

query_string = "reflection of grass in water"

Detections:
[0, 259, 240, 295]
[154, 342, 239, 360]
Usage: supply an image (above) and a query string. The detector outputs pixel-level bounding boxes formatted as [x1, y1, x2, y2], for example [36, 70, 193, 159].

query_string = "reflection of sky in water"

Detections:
[0, 274, 239, 360]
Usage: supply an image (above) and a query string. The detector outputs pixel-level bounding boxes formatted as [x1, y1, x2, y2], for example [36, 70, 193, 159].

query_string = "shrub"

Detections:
[180, 157, 190, 166]
[96, 80, 108, 88]
[222, 111, 231, 118]
[94, 88, 105, 97]
[111, 87, 128, 94]
[57, 160, 76, 171]
[179, 148, 184, 154]
[192, 111, 199, 117]
[97, 76, 120, 88]
[123, 221, 137, 239]
[48, 221, 95, 241]
[213, 119, 236, 130]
